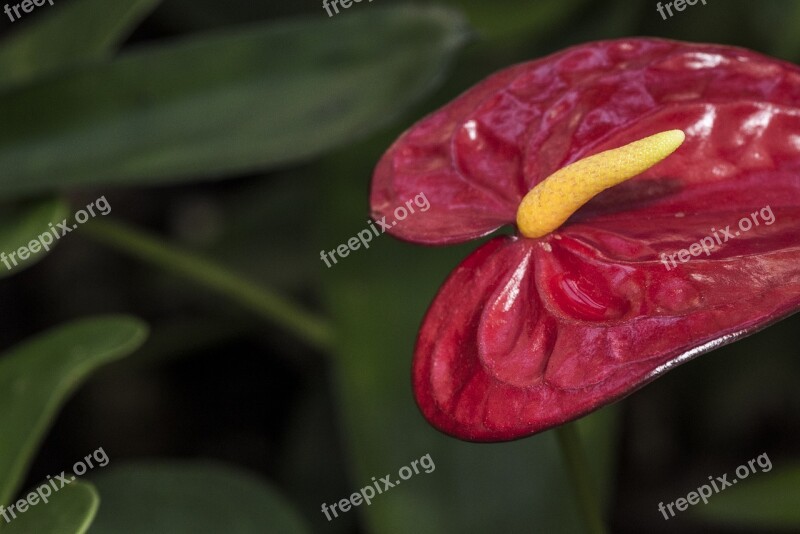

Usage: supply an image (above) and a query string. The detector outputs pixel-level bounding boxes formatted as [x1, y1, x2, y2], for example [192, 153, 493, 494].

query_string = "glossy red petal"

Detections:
[372, 38, 800, 244]
[415, 216, 800, 440]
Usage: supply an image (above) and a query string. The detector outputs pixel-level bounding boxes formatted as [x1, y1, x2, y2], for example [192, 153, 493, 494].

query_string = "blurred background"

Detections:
[1, 0, 799, 532]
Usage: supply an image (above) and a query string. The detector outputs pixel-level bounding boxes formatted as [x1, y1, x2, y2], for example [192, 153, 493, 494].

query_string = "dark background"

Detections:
[1, 0, 799, 532]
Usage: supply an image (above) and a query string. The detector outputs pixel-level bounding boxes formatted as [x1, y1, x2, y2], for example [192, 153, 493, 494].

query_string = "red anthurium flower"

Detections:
[370, 38, 800, 442]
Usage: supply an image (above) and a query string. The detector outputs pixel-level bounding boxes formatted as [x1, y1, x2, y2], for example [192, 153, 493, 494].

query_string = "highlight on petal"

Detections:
[414, 210, 800, 440]
[371, 38, 800, 245]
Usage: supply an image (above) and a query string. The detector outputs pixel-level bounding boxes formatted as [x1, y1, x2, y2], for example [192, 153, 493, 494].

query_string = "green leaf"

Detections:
[0, 316, 149, 506]
[89, 462, 310, 533]
[0, 0, 161, 90]
[0, 198, 69, 279]
[692, 462, 800, 529]
[0, 6, 469, 198]
[0, 481, 99, 534]
[443, 0, 590, 42]
[150, 0, 318, 31]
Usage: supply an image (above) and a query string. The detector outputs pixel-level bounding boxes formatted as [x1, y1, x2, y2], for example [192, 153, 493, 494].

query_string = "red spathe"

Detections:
[371, 38, 800, 441]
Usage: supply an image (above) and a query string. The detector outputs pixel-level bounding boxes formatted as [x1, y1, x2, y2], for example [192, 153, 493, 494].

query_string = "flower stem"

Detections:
[555, 422, 608, 534]
[83, 219, 333, 350]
